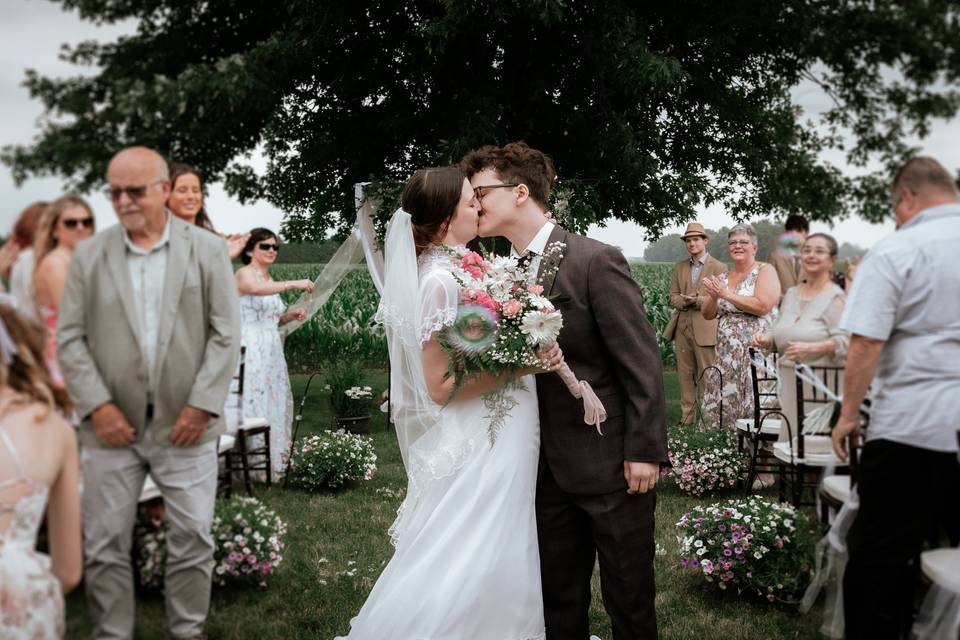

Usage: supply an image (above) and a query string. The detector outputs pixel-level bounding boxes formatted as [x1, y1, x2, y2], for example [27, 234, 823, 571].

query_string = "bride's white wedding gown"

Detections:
[336, 244, 545, 640]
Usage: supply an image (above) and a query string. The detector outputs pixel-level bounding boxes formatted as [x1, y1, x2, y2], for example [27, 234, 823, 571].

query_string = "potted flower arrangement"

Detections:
[286, 430, 378, 490]
[325, 362, 374, 433]
[675, 495, 816, 602]
[663, 426, 747, 496]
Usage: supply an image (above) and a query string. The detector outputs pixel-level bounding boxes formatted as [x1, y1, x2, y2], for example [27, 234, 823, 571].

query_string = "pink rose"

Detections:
[502, 299, 522, 317]
[527, 284, 544, 295]
[461, 251, 488, 279]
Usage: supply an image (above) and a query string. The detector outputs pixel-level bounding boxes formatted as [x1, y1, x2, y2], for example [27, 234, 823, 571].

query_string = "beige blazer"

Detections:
[58, 215, 241, 449]
[768, 249, 803, 297]
[662, 254, 727, 345]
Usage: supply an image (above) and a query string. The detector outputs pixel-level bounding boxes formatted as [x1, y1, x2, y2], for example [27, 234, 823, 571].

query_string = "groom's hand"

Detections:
[624, 461, 659, 494]
[171, 405, 212, 447]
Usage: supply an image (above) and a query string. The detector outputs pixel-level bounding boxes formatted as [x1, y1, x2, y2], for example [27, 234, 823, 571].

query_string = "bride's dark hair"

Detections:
[401, 166, 465, 255]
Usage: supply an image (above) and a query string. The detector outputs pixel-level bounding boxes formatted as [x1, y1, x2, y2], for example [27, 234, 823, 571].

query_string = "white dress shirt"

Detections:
[510, 221, 556, 276]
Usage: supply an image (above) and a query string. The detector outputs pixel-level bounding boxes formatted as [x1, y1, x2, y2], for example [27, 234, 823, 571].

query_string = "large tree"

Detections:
[5, 1, 959, 239]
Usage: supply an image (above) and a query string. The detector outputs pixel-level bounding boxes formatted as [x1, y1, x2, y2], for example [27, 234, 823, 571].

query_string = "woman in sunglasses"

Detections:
[167, 163, 249, 259]
[33, 194, 97, 387]
[235, 228, 314, 477]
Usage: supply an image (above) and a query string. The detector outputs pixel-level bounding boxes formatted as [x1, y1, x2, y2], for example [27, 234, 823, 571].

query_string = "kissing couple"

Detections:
[336, 142, 669, 640]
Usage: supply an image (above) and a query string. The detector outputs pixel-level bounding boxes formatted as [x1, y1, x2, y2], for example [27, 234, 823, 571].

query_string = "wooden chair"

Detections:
[740, 348, 783, 494]
[225, 346, 272, 495]
[773, 363, 846, 507]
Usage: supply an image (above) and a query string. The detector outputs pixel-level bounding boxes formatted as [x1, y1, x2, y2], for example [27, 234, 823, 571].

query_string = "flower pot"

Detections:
[335, 415, 371, 434]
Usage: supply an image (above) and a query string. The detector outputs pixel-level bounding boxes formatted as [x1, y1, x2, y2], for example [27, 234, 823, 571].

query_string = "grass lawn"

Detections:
[65, 371, 823, 639]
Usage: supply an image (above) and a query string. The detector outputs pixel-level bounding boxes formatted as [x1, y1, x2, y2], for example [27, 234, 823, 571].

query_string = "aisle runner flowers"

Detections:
[664, 427, 747, 496]
[134, 496, 287, 589]
[286, 430, 377, 490]
[438, 244, 606, 445]
[676, 496, 815, 602]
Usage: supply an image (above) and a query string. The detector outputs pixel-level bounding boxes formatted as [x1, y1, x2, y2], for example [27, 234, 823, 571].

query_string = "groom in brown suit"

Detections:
[463, 143, 669, 640]
[662, 223, 727, 427]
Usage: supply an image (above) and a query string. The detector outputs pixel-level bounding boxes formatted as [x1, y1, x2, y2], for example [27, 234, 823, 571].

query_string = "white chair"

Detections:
[913, 548, 960, 640]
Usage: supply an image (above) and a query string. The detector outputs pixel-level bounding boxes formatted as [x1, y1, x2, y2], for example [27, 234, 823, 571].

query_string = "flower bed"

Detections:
[675, 496, 815, 602]
[286, 430, 378, 490]
[133, 495, 287, 590]
[664, 426, 746, 496]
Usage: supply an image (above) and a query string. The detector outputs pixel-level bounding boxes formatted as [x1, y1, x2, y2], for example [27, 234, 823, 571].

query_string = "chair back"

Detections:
[794, 363, 844, 459]
[225, 346, 246, 434]
[748, 347, 780, 432]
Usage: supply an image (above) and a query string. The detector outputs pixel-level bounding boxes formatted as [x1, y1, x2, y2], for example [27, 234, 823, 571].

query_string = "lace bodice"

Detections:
[0, 429, 48, 549]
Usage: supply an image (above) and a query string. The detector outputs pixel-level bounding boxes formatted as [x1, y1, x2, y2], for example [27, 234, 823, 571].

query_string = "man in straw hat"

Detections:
[662, 223, 727, 427]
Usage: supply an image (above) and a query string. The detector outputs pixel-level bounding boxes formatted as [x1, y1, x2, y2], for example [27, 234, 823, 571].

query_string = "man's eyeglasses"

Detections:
[61, 217, 95, 230]
[104, 180, 165, 202]
[258, 242, 279, 253]
[473, 183, 519, 200]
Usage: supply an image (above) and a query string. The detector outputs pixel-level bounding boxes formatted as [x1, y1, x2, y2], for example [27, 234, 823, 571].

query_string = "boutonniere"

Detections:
[538, 241, 566, 301]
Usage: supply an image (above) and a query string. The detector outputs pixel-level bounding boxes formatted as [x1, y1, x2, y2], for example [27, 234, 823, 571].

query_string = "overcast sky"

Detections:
[3, 1, 959, 256]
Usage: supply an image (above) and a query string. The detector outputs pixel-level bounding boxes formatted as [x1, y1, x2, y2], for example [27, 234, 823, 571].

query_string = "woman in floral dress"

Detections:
[235, 229, 315, 477]
[700, 224, 781, 431]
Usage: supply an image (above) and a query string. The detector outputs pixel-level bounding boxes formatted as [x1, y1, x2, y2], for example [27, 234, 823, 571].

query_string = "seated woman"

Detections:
[32, 195, 96, 387]
[235, 229, 313, 477]
[752, 233, 849, 481]
[0, 299, 82, 638]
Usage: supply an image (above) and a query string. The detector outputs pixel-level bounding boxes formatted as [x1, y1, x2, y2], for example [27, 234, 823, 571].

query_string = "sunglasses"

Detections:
[61, 217, 96, 230]
[104, 180, 164, 202]
[473, 183, 519, 200]
[258, 242, 280, 252]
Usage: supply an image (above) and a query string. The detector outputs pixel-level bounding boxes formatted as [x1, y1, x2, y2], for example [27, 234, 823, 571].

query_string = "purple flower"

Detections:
[723, 549, 733, 557]
[734, 547, 743, 555]
[680, 557, 689, 567]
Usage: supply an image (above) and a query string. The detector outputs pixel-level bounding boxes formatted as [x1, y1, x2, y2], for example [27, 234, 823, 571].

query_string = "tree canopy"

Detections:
[5, 1, 959, 240]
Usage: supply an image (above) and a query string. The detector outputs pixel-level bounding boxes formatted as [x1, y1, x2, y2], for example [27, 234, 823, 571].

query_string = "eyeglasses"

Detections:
[258, 242, 279, 252]
[104, 180, 164, 202]
[473, 183, 519, 200]
[61, 217, 95, 230]
[727, 239, 753, 247]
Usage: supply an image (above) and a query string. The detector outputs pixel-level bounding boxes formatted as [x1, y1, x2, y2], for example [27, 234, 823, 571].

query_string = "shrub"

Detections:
[286, 430, 378, 490]
[676, 496, 816, 602]
[664, 426, 747, 496]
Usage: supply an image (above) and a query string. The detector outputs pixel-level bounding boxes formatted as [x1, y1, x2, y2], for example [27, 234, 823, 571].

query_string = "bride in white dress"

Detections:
[336, 167, 560, 640]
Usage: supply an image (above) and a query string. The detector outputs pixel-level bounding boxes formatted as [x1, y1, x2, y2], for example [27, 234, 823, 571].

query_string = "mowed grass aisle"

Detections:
[66, 371, 822, 639]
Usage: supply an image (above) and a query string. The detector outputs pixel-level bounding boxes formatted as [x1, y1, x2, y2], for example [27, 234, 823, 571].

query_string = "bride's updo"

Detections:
[401, 166, 465, 255]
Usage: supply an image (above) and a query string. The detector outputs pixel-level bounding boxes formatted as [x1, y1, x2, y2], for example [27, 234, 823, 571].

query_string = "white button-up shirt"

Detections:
[510, 221, 556, 277]
[840, 201, 960, 452]
[122, 214, 171, 391]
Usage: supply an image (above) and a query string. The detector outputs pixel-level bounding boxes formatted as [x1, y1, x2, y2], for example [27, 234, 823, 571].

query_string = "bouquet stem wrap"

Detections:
[553, 361, 607, 434]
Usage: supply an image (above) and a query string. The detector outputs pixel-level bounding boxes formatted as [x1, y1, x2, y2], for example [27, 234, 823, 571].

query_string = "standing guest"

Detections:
[767, 214, 809, 300]
[58, 146, 240, 640]
[32, 196, 96, 387]
[168, 163, 249, 259]
[663, 222, 727, 427]
[235, 228, 312, 477]
[6, 202, 48, 320]
[0, 299, 81, 639]
[700, 224, 781, 429]
[833, 156, 960, 639]
[751, 232, 848, 487]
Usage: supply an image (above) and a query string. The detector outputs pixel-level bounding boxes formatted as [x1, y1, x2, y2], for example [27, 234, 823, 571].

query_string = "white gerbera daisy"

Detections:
[520, 310, 563, 345]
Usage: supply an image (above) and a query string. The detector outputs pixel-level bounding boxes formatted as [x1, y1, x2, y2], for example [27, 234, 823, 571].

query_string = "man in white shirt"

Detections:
[833, 156, 960, 639]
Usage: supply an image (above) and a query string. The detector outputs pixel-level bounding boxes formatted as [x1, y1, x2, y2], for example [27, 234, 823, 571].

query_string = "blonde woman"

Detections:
[0, 298, 82, 639]
[32, 195, 96, 387]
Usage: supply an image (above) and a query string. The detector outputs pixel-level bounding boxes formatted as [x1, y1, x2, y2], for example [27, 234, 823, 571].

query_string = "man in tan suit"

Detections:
[662, 223, 727, 427]
[767, 214, 809, 298]
[58, 147, 240, 639]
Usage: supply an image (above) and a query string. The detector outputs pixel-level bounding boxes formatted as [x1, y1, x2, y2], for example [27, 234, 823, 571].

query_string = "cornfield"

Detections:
[276, 262, 676, 371]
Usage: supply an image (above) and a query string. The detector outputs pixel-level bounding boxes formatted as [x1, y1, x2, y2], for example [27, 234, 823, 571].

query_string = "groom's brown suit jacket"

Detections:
[535, 226, 669, 496]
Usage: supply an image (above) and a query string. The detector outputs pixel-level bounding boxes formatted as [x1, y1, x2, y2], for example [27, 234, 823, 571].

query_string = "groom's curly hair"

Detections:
[461, 142, 556, 210]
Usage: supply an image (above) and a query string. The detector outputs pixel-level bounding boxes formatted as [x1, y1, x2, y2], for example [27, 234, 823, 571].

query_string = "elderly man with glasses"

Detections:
[58, 146, 241, 639]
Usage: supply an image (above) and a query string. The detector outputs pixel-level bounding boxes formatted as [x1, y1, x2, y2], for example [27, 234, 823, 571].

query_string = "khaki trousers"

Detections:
[674, 314, 716, 425]
[82, 436, 218, 640]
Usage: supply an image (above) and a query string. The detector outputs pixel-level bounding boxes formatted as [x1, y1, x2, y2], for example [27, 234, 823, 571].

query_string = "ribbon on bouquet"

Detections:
[553, 361, 607, 435]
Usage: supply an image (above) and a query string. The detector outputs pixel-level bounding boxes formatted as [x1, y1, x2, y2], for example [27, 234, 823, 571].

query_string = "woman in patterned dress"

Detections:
[235, 229, 314, 477]
[700, 224, 781, 431]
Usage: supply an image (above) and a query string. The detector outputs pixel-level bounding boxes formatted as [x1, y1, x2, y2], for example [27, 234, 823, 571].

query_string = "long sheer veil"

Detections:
[373, 209, 440, 474]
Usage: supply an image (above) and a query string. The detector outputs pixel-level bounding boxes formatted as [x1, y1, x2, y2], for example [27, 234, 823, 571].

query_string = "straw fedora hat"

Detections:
[680, 222, 709, 240]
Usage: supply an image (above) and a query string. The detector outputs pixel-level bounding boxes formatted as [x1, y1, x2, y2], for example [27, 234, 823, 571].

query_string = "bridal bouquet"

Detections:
[437, 244, 606, 445]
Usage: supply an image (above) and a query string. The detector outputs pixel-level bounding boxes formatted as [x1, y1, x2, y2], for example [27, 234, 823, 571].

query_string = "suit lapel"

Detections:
[105, 228, 144, 346]
[154, 217, 191, 379]
[537, 225, 568, 297]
